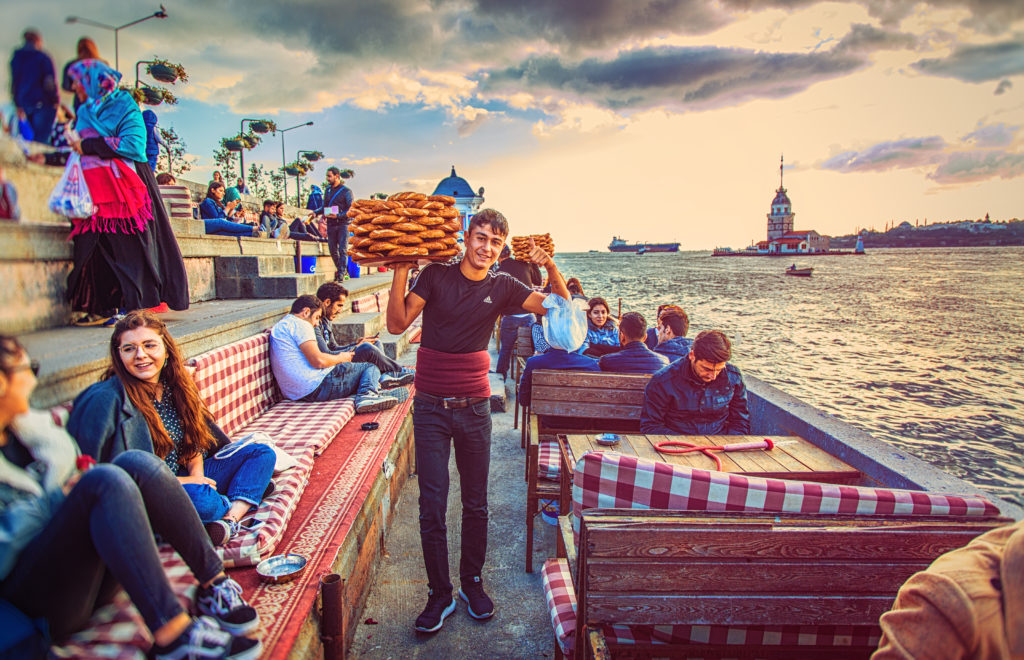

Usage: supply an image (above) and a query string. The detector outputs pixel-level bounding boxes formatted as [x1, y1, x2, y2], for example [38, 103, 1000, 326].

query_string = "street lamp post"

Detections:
[238, 118, 274, 191]
[65, 5, 168, 72]
[279, 121, 313, 203]
[295, 150, 323, 207]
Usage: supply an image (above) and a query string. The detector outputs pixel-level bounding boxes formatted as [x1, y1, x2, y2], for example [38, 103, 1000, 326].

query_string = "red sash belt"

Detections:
[415, 346, 490, 398]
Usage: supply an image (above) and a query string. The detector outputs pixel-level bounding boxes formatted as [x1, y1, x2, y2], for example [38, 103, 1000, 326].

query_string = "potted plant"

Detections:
[141, 86, 163, 105]
[147, 58, 189, 84]
[301, 150, 324, 162]
[157, 88, 179, 105]
[123, 86, 147, 104]
[222, 136, 245, 152]
[249, 119, 277, 134]
[284, 160, 311, 176]
[339, 168, 354, 179]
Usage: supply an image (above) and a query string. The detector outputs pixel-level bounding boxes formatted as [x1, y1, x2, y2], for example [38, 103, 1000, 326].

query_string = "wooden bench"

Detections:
[567, 509, 1007, 660]
[542, 451, 1008, 659]
[523, 370, 651, 572]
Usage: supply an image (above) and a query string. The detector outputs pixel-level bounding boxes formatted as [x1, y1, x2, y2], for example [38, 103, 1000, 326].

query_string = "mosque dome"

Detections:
[432, 166, 477, 198]
[771, 187, 791, 208]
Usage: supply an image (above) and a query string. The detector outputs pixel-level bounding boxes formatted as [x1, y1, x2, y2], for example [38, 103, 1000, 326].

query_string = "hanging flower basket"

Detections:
[141, 87, 164, 105]
[149, 63, 178, 83]
[302, 150, 324, 162]
[225, 139, 245, 152]
[284, 167, 301, 176]
[250, 121, 270, 134]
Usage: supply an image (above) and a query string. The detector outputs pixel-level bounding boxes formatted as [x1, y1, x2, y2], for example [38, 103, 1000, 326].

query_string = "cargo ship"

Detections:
[608, 236, 680, 253]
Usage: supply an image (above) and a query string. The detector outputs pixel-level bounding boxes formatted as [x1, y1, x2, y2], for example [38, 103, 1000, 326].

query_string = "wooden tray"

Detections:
[353, 254, 458, 268]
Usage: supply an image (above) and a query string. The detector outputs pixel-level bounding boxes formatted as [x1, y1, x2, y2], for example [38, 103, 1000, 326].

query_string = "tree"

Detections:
[247, 163, 270, 200]
[212, 147, 238, 182]
[269, 170, 286, 201]
[158, 126, 195, 177]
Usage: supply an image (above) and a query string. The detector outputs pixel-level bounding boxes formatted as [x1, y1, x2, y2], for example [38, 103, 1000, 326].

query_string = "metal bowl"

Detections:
[256, 553, 308, 584]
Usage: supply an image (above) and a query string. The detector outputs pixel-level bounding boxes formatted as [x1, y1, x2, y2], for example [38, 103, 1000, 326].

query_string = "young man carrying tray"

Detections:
[386, 209, 568, 633]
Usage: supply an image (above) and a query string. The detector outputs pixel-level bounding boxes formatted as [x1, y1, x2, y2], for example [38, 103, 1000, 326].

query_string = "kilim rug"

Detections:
[232, 386, 415, 659]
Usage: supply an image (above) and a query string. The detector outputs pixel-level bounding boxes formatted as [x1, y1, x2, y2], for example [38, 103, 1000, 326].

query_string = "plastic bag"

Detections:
[541, 293, 589, 352]
[47, 152, 95, 218]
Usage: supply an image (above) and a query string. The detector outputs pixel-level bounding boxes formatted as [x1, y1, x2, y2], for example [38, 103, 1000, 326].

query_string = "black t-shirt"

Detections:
[496, 259, 543, 315]
[412, 262, 533, 353]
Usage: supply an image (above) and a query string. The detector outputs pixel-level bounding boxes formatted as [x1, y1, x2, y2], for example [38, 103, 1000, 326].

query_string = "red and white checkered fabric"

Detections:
[541, 451, 999, 654]
[51, 548, 196, 659]
[351, 293, 378, 313]
[375, 290, 389, 311]
[188, 332, 279, 437]
[157, 185, 194, 222]
[542, 558, 576, 654]
[537, 437, 561, 481]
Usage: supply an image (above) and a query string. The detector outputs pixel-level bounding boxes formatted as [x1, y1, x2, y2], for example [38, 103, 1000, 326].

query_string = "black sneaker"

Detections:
[414, 589, 457, 633]
[204, 519, 239, 547]
[196, 576, 260, 635]
[152, 615, 261, 660]
[459, 576, 494, 620]
[380, 369, 415, 389]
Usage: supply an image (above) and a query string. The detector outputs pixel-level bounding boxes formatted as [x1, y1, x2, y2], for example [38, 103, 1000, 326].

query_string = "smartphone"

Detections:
[240, 518, 265, 531]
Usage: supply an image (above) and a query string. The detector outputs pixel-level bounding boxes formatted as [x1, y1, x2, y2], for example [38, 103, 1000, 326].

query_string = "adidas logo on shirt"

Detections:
[482, 296, 493, 304]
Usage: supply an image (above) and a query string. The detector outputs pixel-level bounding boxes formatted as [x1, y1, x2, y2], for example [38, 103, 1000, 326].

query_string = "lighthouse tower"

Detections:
[766, 155, 795, 240]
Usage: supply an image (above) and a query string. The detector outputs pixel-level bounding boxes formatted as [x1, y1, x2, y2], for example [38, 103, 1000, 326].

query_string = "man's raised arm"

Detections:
[522, 237, 569, 315]
[387, 262, 426, 334]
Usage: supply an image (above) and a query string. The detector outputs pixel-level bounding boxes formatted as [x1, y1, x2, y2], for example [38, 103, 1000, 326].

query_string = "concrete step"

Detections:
[252, 274, 331, 298]
[330, 311, 387, 346]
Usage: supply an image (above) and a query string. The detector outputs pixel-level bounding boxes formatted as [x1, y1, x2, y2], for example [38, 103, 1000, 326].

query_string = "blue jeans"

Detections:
[204, 218, 253, 236]
[496, 314, 534, 377]
[302, 361, 380, 402]
[181, 442, 276, 522]
[412, 395, 491, 595]
[327, 222, 348, 280]
[352, 342, 400, 374]
[24, 104, 56, 145]
[0, 450, 222, 637]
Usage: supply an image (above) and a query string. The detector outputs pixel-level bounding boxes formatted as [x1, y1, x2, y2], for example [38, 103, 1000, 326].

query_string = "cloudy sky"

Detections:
[4, 0, 1022, 250]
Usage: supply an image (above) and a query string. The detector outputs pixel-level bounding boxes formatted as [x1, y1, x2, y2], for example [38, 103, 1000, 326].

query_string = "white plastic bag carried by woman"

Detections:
[541, 294, 589, 352]
[47, 152, 95, 218]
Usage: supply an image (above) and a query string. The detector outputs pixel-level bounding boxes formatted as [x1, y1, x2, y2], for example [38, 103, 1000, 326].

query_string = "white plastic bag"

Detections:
[541, 294, 589, 352]
[214, 431, 299, 474]
[48, 152, 96, 218]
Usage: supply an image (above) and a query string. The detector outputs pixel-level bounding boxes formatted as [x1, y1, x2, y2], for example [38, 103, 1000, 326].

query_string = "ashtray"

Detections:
[256, 553, 308, 584]
[596, 433, 621, 447]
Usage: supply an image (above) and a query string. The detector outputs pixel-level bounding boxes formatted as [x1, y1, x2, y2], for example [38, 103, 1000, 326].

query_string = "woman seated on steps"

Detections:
[0, 336, 260, 659]
[68, 310, 276, 548]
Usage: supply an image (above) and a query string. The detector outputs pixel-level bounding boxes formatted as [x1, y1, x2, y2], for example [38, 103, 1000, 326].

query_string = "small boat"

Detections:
[785, 265, 813, 277]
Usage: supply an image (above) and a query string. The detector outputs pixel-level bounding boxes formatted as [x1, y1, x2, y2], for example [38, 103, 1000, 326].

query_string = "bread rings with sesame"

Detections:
[392, 221, 427, 232]
[417, 216, 445, 226]
[428, 195, 456, 205]
[396, 207, 429, 217]
[393, 234, 424, 245]
[367, 241, 400, 253]
[440, 236, 456, 246]
[371, 214, 404, 225]
[436, 207, 459, 218]
[351, 224, 373, 235]
[388, 246, 428, 256]
[418, 240, 447, 251]
[369, 228, 403, 239]
[417, 229, 445, 239]
[433, 247, 460, 257]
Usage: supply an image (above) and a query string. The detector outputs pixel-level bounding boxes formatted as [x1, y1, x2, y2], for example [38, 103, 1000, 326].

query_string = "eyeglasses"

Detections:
[7, 360, 40, 377]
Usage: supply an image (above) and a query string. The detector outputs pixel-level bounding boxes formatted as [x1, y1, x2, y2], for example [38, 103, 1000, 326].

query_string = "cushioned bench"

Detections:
[543, 451, 1006, 659]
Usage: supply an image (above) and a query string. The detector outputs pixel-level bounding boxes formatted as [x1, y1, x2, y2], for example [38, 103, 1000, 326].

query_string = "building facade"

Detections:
[432, 166, 484, 234]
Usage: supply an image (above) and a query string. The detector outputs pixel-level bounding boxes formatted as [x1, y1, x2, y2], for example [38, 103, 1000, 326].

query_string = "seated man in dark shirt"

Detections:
[644, 304, 683, 349]
[641, 330, 750, 435]
[653, 307, 692, 362]
[599, 312, 669, 374]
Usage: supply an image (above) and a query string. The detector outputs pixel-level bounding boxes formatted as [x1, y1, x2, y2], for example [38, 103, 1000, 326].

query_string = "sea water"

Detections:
[552, 246, 1024, 509]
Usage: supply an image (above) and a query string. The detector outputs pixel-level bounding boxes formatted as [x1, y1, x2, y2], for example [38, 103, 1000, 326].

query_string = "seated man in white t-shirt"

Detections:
[270, 295, 401, 413]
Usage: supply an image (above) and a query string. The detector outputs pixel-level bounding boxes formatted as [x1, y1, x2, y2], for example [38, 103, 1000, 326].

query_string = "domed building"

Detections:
[432, 166, 484, 233]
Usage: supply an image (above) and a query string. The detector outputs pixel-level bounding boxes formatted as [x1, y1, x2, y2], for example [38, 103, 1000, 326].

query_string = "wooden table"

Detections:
[557, 434, 861, 508]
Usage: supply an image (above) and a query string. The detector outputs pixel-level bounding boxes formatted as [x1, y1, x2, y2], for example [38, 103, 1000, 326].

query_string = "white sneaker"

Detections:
[355, 394, 399, 414]
[152, 616, 261, 660]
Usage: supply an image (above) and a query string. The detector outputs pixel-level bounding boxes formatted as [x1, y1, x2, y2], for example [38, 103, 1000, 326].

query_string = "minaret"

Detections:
[766, 154, 795, 240]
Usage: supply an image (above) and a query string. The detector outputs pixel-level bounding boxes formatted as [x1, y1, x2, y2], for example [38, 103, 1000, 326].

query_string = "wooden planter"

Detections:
[149, 64, 178, 83]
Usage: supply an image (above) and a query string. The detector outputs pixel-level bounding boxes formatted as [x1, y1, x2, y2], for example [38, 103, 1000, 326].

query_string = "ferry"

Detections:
[608, 236, 680, 253]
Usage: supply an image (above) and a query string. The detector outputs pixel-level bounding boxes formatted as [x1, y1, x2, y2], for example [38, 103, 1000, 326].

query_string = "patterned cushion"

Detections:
[157, 185, 194, 222]
[351, 293, 378, 313]
[538, 437, 561, 481]
[550, 451, 999, 653]
[188, 332, 279, 437]
[542, 558, 576, 654]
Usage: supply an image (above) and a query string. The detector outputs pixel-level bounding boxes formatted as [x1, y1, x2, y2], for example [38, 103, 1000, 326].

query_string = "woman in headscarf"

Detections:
[306, 184, 323, 214]
[65, 59, 189, 326]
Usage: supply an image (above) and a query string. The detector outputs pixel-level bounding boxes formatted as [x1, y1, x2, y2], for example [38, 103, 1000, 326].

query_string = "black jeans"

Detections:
[327, 221, 348, 279]
[352, 342, 400, 374]
[413, 395, 491, 596]
[0, 450, 222, 638]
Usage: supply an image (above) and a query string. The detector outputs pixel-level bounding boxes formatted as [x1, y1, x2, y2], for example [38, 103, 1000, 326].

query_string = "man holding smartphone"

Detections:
[321, 167, 354, 281]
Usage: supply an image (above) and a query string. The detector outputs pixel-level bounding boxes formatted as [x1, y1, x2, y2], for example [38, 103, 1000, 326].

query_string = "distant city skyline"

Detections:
[2, 0, 1021, 250]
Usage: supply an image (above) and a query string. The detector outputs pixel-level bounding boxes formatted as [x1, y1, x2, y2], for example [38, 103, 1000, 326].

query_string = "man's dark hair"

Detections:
[693, 330, 731, 363]
[263, 199, 276, 208]
[326, 166, 341, 177]
[618, 312, 647, 342]
[156, 172, 175, 185]
[23, 30, 41, 45]
[660, 308, 689, 337]
[467, 208, 509, 238]
[316, 282, 348, 304]
[290, 294, 322, 315]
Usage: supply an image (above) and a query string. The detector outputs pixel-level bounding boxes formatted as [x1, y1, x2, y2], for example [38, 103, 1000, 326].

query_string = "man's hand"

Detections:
[390, 261, 417, 274]
[527, 236, 552, 269]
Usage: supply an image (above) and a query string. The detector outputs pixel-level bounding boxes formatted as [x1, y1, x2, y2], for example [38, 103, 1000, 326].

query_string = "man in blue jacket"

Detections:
[653, 307, 692, 362]
[599, 312, 669, 375]
[641, 330, 750, 435]
[9, 30, 58, 145]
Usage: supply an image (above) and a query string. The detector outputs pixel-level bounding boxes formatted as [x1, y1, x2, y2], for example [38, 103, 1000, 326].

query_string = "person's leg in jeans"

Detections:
[327, 223, 345, 280]
[496, 315, 531, 378]
[204, 442, 276, 521]
[451, 400, 492, 584]
[204, 218, 254, 236]
[0, 460, 198, 638]
[26, 105, 57, 145]
[304, 362, 378, 402]
[412, 399, 454, 597]
[353, 342, 401, 374]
